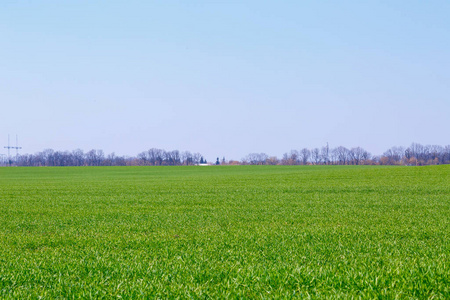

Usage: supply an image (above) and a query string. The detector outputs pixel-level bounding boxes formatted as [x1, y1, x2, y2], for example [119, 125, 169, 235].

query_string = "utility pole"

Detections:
[4, 134, 22, 166]
[4, 134, 12, 166]
[15, 135, 22, 165]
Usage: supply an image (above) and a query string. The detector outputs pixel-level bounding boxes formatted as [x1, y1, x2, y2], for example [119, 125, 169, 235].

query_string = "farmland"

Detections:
[0, 165, 449, 298]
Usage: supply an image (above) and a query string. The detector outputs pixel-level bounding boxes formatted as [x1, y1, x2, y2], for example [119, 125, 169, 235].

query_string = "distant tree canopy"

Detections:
[241, 143, 450, 166]
[3, 142, 449, 167]
[12, 148, 204, 167]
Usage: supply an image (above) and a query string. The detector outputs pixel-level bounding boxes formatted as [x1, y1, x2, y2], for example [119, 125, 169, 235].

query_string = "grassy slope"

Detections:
[0, 165, 449, 298]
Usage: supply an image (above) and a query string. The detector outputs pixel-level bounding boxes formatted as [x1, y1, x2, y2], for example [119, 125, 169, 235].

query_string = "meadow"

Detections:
[0, 165, 449, 298]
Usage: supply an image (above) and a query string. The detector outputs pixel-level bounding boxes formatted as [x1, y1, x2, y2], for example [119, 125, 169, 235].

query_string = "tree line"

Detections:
[240, 143, 450, 166]
[1, 142, 449, 167]
[7, 148, 206, 167]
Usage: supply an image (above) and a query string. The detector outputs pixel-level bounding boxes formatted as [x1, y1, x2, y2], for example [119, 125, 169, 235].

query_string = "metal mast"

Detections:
[4, 134, 22, 166]
[14, 135, 22, 164]
[4, 134, 12, 166]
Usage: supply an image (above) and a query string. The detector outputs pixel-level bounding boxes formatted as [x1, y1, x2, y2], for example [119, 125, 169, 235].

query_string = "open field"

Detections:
[0, 165, 449, 298]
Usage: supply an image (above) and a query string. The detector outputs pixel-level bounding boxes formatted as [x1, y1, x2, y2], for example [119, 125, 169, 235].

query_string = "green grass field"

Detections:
[0, 165, 449, 298]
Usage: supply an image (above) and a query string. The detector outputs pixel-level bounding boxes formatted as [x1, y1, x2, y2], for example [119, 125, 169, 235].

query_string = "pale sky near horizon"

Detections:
[1, 1, 449, 161]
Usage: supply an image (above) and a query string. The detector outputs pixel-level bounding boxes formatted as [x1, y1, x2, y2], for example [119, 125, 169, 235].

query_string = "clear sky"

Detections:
[1, 1, 449, 161]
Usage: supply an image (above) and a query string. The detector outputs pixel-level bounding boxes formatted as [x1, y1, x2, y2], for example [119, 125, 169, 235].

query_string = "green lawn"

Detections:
[0, 165, 449, 298]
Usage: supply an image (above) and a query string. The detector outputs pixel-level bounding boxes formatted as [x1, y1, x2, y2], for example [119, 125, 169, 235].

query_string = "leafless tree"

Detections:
[289, 150, 299, 165]
[299, 148, 311, 165]
[321, 144, 330, 165]
[86, 149, 104, 166]
[10, 143, 450, 167]
[382, 146, 404, 165]
[181, 151, 194, 165]
[334, 146, 350, 165]
[349, 147, 368, 165]
[281, 153, 290, 165]
[311, 148, 321, 165]
[192, 153, 202, 165]
[266, 156, 279, 165]
[244, 153, 268, 165]
[72, 149, 85, 166]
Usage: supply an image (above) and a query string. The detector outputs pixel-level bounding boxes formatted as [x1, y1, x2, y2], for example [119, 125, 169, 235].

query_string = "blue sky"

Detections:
[1, 1, 449, 160]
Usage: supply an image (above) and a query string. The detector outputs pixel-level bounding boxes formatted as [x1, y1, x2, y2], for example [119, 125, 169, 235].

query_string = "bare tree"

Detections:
[321, 144, 330, 165]
[289, 150, 299, 165]
[147, 148, 164, 166]
[11, 142, 450, 167]
[266, 156, 279, 165]
[299, 148, 311, 165]
[244, 153, 268, 165]
[192, 153, 202, 165]
[382, 146, 404, 165]
[349, 147, 368, 165]
[72, 149, 85, 166]
[86, 149, 104, 166]
[334, 146, 350, 165]
[311, 148, 321, 165]
[138, 151, 149, 165]
[181, 151, 193, 165]
[280, 151, 298, 165]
